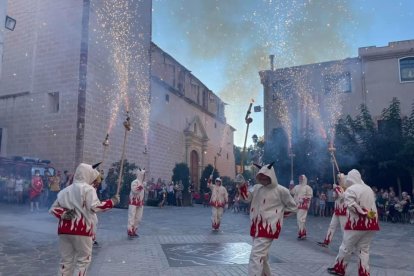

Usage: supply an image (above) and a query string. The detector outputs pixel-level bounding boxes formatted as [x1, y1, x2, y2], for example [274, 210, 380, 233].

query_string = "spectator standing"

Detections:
[6, 174, 15, 203]
[326, 185, 335, 216]
[48, 171, 61, 207]
[15, 175, 24, 204]
[174, 181, 184, 207]
[319, 191, 327, 217]
[30, 170, 43, 212]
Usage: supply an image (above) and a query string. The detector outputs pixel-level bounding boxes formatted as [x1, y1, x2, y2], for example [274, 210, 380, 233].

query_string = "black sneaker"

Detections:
[317, 241, 328, 247]
[327, 267, 344, 276]
[93, 241, 100, 247]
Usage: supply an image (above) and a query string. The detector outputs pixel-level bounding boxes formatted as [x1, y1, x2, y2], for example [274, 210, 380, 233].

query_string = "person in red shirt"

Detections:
[30, 170, 43, 212]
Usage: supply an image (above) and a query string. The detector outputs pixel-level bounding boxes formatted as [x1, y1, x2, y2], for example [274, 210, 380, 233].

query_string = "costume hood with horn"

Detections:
[49, 163, 114, 237]
[291, 174, 313, 239]
[129, 168, 146, 206]
[49, 163, 117, 275]
[127, 168, 146, 237]
[291, 175, 313, 210]
[328, 169, 379, 276]
[240, 163, 297, 239]
[208, 174, 228, 230]
[344, 169, 379, 231]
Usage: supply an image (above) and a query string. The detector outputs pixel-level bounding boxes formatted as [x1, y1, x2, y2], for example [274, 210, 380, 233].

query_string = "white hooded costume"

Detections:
[240, 163, 297, 276]
[127, 168, 146, 237]
[208, 177, 228, 230]
[320, 174, 347, 246]
[291, 175, 313, 239]
[328, 169, 379, 276]
[49, 163, 116, 276]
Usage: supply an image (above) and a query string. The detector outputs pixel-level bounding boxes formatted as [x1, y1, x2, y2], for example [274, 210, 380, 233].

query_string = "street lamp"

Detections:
[241, 100, 254, 173]
[5, 16, 16, 31]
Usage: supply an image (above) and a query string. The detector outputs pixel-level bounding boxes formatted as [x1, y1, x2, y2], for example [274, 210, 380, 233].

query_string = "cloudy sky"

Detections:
[152, 0, 414, 146]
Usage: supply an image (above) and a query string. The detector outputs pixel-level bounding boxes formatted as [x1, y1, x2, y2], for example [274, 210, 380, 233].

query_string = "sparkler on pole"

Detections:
[288, 147, 295, 183]
[116, 112, 132, 196]
[211, 147, 222, 176]
[328, 142, 340, 184]
[101, 133, 110, 167]
[241, 100, 254, 173]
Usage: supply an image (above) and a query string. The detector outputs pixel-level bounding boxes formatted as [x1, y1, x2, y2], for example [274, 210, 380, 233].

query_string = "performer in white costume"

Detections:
[318, 174, 347, 247]
[208, 176, 228, 230]
[291, 174, 313, 239]
[50, 163, 119, 276]
[240, 163, 297, 276]
[327, 169, 380, 276]
[127, 168, 146, 238]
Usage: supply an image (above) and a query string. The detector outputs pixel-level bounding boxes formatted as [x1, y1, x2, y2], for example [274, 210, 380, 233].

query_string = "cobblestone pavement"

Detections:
[1, 203, 413, 275]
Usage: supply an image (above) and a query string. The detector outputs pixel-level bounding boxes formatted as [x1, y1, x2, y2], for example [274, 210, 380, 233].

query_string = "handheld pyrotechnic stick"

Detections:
[328, 143, 340, 184]
[211, 147, 222, 176]
[101, 133, 110, 167]
[288, 147, 295, 183]
[241, 100, 254, 173]
[116, 112, 132, 196]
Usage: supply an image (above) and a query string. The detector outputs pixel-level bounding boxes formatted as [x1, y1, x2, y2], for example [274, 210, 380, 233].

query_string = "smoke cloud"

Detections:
[153, 0, 367, 145]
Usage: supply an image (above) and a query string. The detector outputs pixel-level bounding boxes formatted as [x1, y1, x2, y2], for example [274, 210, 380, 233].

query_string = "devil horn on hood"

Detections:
[92, 162, 102, 169]
[267, 162, 275, 169]
[253, 163, 262, 169]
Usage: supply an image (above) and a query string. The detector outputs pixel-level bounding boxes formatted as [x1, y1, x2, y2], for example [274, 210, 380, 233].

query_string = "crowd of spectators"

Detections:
[3, 169, 414, 225]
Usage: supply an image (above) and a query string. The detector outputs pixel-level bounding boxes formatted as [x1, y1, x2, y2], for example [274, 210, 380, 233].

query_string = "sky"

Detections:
[152, 0, 414, 147]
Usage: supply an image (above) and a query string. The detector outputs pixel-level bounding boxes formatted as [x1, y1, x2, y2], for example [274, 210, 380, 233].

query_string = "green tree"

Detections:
[106, 159, 138, 207]
[172, 163, 190, 192]
[199, 164, 219, 192]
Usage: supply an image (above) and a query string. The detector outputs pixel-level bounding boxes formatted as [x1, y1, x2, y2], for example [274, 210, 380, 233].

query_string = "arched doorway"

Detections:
[190, 150, 199, 191]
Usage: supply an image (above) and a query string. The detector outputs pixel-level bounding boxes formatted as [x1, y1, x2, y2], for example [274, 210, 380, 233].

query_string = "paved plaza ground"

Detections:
[0, 202, 413, 276]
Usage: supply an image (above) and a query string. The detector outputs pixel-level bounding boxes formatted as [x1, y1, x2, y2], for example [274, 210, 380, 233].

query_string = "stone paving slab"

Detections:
[1, 203, 413, 275]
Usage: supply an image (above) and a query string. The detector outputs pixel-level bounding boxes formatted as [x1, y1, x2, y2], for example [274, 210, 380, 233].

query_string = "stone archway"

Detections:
[190, 150, 199, 191]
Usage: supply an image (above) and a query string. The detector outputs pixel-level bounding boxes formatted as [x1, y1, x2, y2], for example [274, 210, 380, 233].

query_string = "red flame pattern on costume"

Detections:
[58, 215, 94, 237]
[129, 197, 144, 206]
[210, 201, 225, 208]
[240, 184, 248, 200]
[212, 222, 220, 230]
[345, 212, 379, 231]
[335, 205, 347, 216]
[96, 199, 113, 210]
[323, 232, 332, 244]
[333, 259, 346, 276]
[298, 228, 306, 237]
[358, 260, 370, 276]
[298, 198, 310, 210]
[250, 215, 282, 239]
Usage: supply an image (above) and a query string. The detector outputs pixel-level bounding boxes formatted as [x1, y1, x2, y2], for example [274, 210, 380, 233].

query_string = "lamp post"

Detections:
[116, 112, 132, 196]
[241, 100, 254, 173]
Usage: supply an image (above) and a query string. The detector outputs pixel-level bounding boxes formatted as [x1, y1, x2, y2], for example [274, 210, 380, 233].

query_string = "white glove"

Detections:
[352, 203, 367, 216]
[61, 209, 75, 220]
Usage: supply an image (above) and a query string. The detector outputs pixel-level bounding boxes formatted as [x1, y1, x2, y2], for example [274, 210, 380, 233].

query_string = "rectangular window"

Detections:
[165, 94, 169, 103]
[48, 92, 59, 113]
[324, 72, 351, 94]
[399, 57, 414, 82]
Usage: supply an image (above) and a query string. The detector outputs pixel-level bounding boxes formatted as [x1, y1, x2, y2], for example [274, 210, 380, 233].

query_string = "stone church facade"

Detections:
[0, 0, 235, 190]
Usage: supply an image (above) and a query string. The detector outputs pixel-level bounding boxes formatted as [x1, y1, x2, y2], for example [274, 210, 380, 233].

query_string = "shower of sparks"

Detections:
[94, 0, 151, 144]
